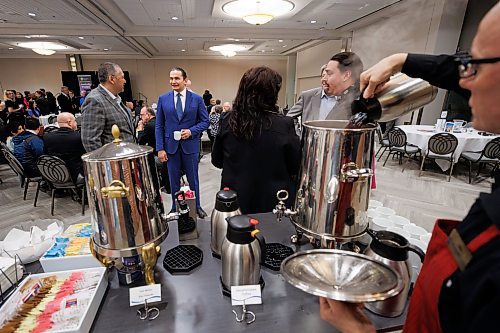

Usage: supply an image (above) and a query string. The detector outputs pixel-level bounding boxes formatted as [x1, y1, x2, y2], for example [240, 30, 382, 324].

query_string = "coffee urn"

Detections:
[82, 125, 170, 285]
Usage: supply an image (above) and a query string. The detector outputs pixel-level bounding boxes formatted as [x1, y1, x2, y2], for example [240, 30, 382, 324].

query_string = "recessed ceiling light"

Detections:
[310, 20, 317, 24]
[181, 49, 186, 52]
[171, 16, 178, 20]
[261, 50, 265, 53]
[282, 45, 287, 47]
[177, 38, 183, 41]
[278, 39, 283, 42]
[28, 12, 36, 17]
[78, 36, 84, 39]
[8, 47, 14, 50]
[25, 35, 32, 38]
[235, 39, 240, 42]
[103, 48, 109, 51]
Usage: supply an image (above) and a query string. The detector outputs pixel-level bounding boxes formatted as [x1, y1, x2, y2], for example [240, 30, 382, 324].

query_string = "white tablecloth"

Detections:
[398, 125, 498, 171]
[39, 114, 57, 126]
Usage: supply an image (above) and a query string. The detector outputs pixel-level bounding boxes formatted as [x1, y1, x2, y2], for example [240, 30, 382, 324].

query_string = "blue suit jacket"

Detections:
[155, 90, 209, 155]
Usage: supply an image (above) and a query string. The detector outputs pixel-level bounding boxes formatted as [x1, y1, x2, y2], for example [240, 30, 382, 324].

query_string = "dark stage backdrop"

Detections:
[61, 71, 133, 102]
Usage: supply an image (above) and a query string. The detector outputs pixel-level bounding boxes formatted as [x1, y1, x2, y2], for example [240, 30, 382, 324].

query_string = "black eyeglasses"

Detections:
[455, 52, 500, 78]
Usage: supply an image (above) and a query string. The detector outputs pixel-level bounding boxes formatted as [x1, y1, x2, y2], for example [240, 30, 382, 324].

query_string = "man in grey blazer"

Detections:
[81, 62, 135, 152]
[288, 52, 363, 131]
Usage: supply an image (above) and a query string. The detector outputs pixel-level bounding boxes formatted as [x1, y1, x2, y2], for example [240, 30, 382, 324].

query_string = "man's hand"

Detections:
[158, 150, 168, 162]
[137, 120, 144, 132]
[360, 53, 408, 99]
[180, 129, 191, 139]
[319, 297, 376, 333]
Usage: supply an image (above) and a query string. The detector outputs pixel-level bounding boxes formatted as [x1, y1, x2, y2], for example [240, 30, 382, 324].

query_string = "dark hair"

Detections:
[330, 52, 363, 82]
[216, 99, 221, 104]
[28, 100, 36, 110]
[25, 117, 40, 131]
[98, 62, 119, 83]
[214, 105, 223, 114]
[170, 67, 187, 79]
[8, 121, 23, 134]
[24, 91, 30, 97]
[229, 66, 282, 141]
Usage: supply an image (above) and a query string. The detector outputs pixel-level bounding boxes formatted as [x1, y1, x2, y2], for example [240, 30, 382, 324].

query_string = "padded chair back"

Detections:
[48, 115, 58, 124]
[43, 125, 59, 133]
[428, 133, 458, 155]
[387, 127, 407, 148]
[483, 137, 500, 160]
[1, 146, 25, 176]
[37, 155, 73, 187]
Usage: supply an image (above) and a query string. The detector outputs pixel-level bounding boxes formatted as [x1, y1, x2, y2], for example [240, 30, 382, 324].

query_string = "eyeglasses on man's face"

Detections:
[455, 52, 500, 79]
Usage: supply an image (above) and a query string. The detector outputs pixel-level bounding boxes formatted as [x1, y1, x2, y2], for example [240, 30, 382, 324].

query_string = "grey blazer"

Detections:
[81, 86, 135, 152]
[287, 86, 360, 123]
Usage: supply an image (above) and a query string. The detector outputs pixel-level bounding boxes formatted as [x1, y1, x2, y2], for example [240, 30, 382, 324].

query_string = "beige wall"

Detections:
[0, 56, 287, 107]
[0, 57, 68, 95]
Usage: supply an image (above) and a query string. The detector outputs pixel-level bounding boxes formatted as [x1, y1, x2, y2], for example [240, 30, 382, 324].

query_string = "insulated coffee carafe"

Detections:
[211, 188, 242, 258]
[221, 215, 265, 291]
[364, 229, 425, 317]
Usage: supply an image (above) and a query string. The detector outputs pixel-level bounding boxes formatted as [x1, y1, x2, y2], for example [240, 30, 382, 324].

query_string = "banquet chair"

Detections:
[375, 123, 390, 161]
[382, 127, 421, 172]
[420, 133, 458, 182]
[460, 137, 500, 184]
[0, 143, 42, 204]
[43, 125, 59, 133]
[36, 155, 86, 216]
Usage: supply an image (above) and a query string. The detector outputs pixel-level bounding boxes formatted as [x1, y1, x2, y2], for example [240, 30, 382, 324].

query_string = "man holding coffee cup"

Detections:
[155, 67, 209, 218]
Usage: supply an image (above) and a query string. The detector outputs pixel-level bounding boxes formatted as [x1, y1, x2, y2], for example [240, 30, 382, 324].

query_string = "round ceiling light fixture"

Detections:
[209, 44, 250, 57]
[222, 0, 294, 25]
[17, 41, 68, 56]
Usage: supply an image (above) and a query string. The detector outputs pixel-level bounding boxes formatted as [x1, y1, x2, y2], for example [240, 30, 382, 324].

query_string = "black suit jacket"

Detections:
[212, 112, 301, 214]
[138, 117, 157, 153]
[57, 94, 73, 113]
[43, 127, 86, 181]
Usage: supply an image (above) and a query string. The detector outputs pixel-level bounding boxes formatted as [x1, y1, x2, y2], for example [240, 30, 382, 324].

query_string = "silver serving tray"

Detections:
[281, 249, 403, 302]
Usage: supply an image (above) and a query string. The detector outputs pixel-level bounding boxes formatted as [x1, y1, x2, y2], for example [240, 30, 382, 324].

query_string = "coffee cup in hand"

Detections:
[174, 131, 181, 140]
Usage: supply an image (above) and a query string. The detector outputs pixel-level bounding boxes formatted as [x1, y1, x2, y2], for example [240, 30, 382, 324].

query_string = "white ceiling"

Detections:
[0, 0, 402, 58]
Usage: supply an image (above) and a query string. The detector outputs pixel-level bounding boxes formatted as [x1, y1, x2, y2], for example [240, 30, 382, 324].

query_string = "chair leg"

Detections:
[448, 161, 455, 182]
[81, 187, 85, 216]
[468, 161, 472, 184]
[476, 162, 483, 178]
[383, 150, 392, 166]
[51, 189, 56, 216]
[23, 179, 29, 200]
[33, 181, 40, 207]
[377, 147, 388, 162]
[419, 156, 426, 177]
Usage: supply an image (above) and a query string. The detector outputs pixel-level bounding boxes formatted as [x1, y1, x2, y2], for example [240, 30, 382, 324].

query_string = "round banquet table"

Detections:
[398, 125, 498, 171]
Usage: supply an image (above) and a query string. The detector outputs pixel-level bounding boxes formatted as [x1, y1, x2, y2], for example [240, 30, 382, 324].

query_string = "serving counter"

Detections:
[87, 213, 406, 333]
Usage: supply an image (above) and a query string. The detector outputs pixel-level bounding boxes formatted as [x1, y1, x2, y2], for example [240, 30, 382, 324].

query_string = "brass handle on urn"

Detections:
[101, 180, 130, 199]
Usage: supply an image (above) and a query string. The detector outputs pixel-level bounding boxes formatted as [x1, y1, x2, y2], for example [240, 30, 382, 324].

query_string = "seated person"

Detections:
[27, 100, 41, 118]
[11, 117, 44, 177]
[212, 66, 300, 214]
[43, 113, 85, 183]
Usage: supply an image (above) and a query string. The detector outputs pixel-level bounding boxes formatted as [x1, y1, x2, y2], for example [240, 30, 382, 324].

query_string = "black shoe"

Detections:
[196, 207, 207, 219]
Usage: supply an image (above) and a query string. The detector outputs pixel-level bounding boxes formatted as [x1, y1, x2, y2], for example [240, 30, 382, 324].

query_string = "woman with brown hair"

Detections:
[212, 66, 300, 214]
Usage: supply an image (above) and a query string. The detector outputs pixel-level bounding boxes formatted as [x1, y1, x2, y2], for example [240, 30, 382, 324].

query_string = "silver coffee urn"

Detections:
[82, 125, 169, 285]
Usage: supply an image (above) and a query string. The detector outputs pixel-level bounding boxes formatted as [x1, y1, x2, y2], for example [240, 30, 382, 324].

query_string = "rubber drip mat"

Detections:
[262, 243, 294, 271]
[177, 216, 196, 234]
[163, 245, 203, 274]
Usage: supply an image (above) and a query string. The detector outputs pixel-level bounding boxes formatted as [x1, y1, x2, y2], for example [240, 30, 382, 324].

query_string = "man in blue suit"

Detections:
[156, 67, 209, 218]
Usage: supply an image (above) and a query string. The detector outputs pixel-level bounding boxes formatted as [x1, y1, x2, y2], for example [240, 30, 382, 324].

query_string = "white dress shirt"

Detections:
[319, 90, 338, 120]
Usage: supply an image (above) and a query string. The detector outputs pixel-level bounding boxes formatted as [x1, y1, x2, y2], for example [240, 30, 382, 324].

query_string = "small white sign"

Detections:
[440, 111, 448, 119]
[231, 285, 262, 306]
[129, 284, 162, 307]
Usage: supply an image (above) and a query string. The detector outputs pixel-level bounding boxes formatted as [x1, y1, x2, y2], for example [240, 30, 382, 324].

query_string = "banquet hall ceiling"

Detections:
[0, 0, 401, 58]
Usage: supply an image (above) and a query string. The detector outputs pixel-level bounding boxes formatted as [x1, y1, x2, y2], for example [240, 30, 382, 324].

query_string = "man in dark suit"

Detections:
[287, 52, 363, 127]
[81, 62, 135, 152]
[156, 67, 209, 218]
[57, 86, 73, 113]
[43, 112, 86, 182]
[137, 106, 170, 193]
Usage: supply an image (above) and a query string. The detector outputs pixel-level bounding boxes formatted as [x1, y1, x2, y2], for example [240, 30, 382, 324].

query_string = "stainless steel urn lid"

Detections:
[82, 125, 152, 161]
[281, 249, 403, 302]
